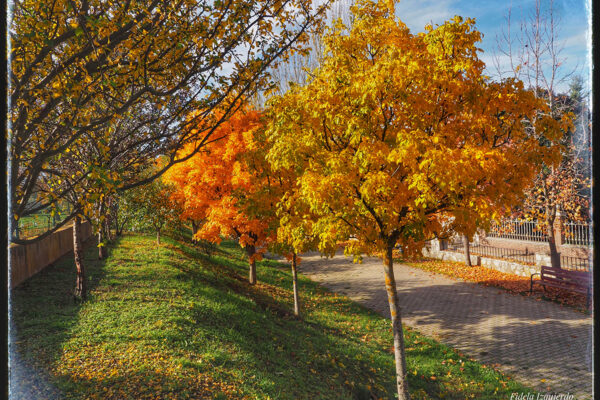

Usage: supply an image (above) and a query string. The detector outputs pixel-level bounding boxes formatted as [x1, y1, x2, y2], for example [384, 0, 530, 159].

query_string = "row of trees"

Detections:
[141, 1, 571, 398]
[9, 0, 331, 296]
[10, 0, 584, 398]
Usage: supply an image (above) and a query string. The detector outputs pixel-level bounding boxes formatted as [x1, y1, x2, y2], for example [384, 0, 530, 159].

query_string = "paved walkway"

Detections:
[298, 252, 593, 399]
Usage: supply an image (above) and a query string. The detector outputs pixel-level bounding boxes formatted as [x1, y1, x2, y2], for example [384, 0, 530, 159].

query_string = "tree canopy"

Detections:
[9, 0, 328, 243]
[163, 107, 279, 283]
[265, 0, 566, 396]
[267, 1, 565, 257]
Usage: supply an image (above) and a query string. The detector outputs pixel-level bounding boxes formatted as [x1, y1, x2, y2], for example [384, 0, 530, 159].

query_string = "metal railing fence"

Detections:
[487, 219, 548, 242]
[563, 222, 593, 246]
[12, 202, 74, 240]
[559, 255, 591, 271]
[14, 215, 53, 239]
[445, 237, 591, 271]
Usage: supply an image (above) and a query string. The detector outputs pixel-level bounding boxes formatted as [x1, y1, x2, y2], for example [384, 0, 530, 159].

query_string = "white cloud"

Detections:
[479, 53, 515, 79]
[560, 31, 588, 53]
[395, 0, 457, 33]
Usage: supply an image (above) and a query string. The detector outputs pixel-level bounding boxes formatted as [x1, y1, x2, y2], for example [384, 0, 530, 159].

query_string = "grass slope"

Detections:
[11, 233, 534, 399]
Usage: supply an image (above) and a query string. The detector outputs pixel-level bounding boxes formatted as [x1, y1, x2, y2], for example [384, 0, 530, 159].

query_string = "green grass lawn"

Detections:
[14, 201, 73, 238]
[11, 233, 535, 399]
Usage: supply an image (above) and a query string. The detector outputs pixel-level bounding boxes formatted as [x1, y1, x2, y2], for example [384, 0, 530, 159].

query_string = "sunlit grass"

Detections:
[11, 233, 534, 399]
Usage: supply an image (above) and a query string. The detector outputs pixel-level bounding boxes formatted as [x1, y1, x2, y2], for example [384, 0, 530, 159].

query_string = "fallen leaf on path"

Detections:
[402, 259, 589, 311]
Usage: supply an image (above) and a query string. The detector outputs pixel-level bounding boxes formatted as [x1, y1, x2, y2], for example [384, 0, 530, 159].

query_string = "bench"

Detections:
[530, 265, 591, 308]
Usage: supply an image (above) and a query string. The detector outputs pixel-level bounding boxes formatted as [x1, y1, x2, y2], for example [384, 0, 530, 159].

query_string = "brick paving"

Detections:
[298, 252, 593, 399]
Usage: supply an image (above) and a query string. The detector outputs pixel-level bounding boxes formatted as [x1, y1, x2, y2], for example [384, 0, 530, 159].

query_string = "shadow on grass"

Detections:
[10, 235, 120, 399]
[10, 234, 535, 400]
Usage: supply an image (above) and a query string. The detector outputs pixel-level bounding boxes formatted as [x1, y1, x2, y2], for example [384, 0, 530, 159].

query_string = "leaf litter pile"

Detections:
[402, 257, 590, 312]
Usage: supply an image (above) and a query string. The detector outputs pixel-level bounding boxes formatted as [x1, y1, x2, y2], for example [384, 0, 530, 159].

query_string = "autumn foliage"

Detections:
[267, 5, 565, 260]
[404, 259, 590, 311]
[164, 107, 278, 284]
[265, 0, 565, 397]
[12, 0, 580, 395]
[9, 0, 328, 246]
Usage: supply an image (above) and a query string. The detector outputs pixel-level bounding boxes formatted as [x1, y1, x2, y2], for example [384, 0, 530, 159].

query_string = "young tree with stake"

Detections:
[266, 1, 564, 397]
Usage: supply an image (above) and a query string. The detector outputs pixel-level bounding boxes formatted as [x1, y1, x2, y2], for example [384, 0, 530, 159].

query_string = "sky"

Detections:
[394, 0, 591, 94]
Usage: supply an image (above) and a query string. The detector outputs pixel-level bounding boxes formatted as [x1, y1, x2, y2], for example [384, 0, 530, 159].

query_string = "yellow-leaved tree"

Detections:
[265, 161, 320, 318]
[266, 0, 565, 397]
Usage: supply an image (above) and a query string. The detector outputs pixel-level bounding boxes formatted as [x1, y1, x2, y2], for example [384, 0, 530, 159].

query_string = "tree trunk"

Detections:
[114, 203, 122, 236]
[73, 215, 86, 301]
[97, 230, 106, 260]
[543, 184, 561, 269]
[246, 245, 257, 285]
[191, 221, 198, 243]
[463, 234, 472, 267]
[383, 243, 410, 400]
[291, 252, 301, 317]
[547, 218, 561, 268]
[156, 229, 161, 245]
[101, 221, 108, 243]
[97, 201, 107, 259]
[118, 218, 127, 237]
[104, 213, 112, 241]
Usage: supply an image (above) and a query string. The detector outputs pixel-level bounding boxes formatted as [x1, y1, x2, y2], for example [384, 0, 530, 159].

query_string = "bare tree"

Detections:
[263, 0, 356, 100]
[493, 0, 590, 268]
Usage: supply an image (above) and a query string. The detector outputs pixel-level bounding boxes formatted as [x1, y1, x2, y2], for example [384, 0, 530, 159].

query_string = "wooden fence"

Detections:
[9, 221, 92, 289]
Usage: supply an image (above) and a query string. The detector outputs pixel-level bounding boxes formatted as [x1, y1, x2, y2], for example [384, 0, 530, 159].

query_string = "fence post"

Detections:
[439, 239, 448, 251]
[553, 210, 564, 248]
[478, 228, 487, 244]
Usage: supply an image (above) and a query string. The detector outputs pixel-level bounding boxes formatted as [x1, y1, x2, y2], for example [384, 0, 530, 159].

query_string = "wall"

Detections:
[478, 236, 589, 258]
[479, 257, 540, 277]
[423, 244, 540, 278]
[9, 221, 92, 289]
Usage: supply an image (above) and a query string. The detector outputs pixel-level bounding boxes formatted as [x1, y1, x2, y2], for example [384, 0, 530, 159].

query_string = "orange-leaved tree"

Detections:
[232, 118, 317, 314]
[164, 107, 276, 284]
[266, 0, 565, 398]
